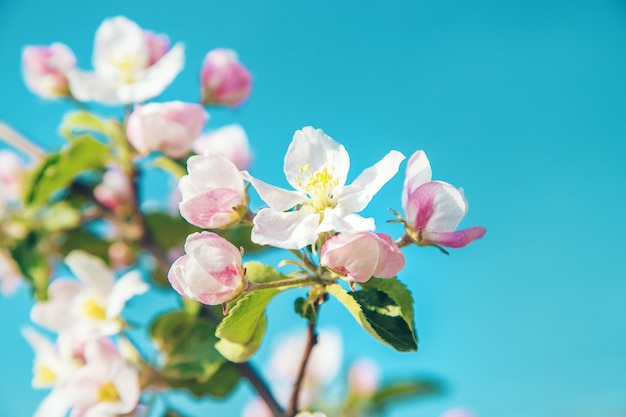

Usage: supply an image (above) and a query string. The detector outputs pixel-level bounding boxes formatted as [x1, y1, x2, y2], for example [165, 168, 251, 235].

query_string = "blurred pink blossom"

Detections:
[201, 48, 252, 107]
[348, 357, 380, 396]
[93, 167, 133, 213]
[192, 124, 252, 170]
[126, 101, 208, 158]
[68, 16, 184, 104]
[22, 43, 76, 99]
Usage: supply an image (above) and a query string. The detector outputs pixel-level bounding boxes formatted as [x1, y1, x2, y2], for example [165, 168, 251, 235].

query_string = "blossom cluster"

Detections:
[5, 13, 487, 417]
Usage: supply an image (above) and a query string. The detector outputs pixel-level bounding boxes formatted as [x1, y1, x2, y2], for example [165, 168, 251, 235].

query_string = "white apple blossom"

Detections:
[31, 250, 148, 338]
[33, 337, 140, 417]
[67, 16, 184, 104]
[245, 127, 405, 249]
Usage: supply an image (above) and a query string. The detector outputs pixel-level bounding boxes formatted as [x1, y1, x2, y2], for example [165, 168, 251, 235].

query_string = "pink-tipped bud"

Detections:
[22, 43, 76, 99]
[178, 154, 248, 229]
[143, 30, 170, 66]
[321, 231, 405, 283]
[93, 168, 133, 213]
[200, 48, 252, 107]
[168, 232, 245, 305]
[126, 101, 208, 158]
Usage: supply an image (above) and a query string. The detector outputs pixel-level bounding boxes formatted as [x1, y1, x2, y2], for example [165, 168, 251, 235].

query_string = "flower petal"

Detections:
[317, 209, 375, 234]
[33, 389, 71, 417]
[423, 227, 486, 248]
[284, 127, 350, 190]
[92, 16, 147, 77]
[242, 171, 306, 211]
[117, 43, 184, 103]
[402, 150, 432, 209]
[374, 233, 405, 278]
[64, 251, 114, 296]
[186, 154, 244, 194]
[67, 70, 119, 104]
[106, 270, 148, 319]
[251, 209, 320, 249]
[337, 150, 405, 213]
[179, 188, 244, 229]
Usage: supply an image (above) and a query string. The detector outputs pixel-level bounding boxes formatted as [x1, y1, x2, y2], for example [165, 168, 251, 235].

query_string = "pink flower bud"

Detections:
[192, 124, 252, 170]
[126, 101, 208, 158]
[321, 232, 405, 283]
[348, 358, 380, 396]
[22, 43, 76, 98]
[168, 232, 245, 305]
[93, 168, 133, 212]
[200, 48, 252, 107]
[402, 151, 486, 249]
[178, 154, 248, 229]
[143, 30, 170, 66]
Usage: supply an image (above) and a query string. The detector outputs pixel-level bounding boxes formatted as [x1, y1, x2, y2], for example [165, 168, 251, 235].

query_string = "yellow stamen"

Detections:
[98, 381, 121, 402]
[82, 298, 107, 321]
[34, 363, 57, 385]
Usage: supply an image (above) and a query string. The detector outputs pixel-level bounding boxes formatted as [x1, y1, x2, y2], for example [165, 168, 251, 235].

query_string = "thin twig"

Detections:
[0, 121, 46, 160]
[287, 303, 320, 417]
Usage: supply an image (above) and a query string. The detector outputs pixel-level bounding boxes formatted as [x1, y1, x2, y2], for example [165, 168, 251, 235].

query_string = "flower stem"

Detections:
[246, 276, 324, 293]
[286, 298, 321, 417]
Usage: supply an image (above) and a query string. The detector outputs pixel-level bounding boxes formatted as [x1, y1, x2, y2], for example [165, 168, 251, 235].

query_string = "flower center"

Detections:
[109, 54, 142, 84]
[98, 381, 121, 403]
[82, 298, 107, 321]
[34, 363, 57, 386]
[296, 165, 339, 213]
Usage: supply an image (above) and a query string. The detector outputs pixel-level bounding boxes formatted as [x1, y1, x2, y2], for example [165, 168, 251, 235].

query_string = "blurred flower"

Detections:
[168, 231, 245, 305]
[93, 167, 134, 213]
[321, 231, 405, 283]
[241, 397, 272, 417]
[22, 328, 84, 389]
[31, 250, 148, 338]
[143, 30, 169, 66]
[22, 43, 76, 99]
[348, 357, 380, 397]
[402, 150, 486, 249]
[441, 409, 476, 417]
[245, 127, 405, 249]
[33, 337, 140, 417]
[268, 328, 342, 408]
[126, 101, 208, 158]
[201, 48, 252, 107]
[178, 154, 248, 229]
[0, 149, 25, 205]
[192, 124, 252, 170]
[68, 16, 184, 104]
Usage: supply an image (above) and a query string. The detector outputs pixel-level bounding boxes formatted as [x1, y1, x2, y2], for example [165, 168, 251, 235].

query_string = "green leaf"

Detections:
[168, 362, 241, 399]
[215, 314, 266, 362]
[41, 202, 81, 232]
[216, 288, 280, 344]
[294, 297, 317, 323]
[244, 261, 288, 284]
[327, 283, 417, 352]
[370, 378, 442, 409]
[26, 135, 108, 206]
[59, 111, 124, 143]
[10, 232, 49, 300]
[151, 310, 225, 381]
[361, 277, 416, 335]
[143, 212, 200, 250]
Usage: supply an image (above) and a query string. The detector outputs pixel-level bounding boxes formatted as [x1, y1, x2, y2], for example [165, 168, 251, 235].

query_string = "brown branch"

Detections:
[235, 362, 286, 417]
[287, 304, 320, 417]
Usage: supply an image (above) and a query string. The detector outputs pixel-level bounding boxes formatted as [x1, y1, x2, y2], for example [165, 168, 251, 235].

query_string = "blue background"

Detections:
[1, 1, 626, 416]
